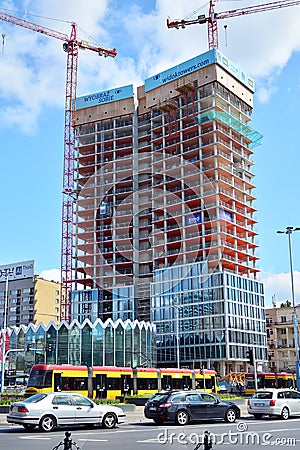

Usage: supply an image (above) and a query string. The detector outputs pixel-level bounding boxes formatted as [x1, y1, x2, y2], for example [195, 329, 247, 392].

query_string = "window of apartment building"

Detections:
[9, 290, 18, 296]
[23, 288, 31, 294]
[56, 298, 59, 304]
[55, 290, 59, 296]
[281, 316, 287, 323]
[280, 328, 287, 335]
[22, 305, 33, 311]
[55, 307, 59, 313]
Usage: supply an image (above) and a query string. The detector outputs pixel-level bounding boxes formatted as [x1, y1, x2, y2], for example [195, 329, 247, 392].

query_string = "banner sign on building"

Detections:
[145, 49, 254, 93]
[76, 84, 134, 110]
[220, 209, 233, 222]
[0, 260, 34, 282]
[185, 212, 202, 226]
[145, 50, 215, 92]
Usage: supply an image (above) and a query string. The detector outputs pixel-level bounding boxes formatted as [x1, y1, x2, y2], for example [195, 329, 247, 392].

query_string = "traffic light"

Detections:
[247, 348, 254, 366]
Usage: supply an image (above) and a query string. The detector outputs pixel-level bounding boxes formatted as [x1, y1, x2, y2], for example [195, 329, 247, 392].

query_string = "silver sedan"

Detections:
[7, 392, 126, 431]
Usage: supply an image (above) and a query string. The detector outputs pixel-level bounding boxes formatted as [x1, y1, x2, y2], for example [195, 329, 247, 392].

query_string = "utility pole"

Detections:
[277, 226, 300, 391]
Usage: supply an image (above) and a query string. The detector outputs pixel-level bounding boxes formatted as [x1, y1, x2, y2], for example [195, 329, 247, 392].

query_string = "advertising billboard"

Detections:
[76, 84, 134, 110]
[144, 49, 255, 93]
[0, 260, 34, 282]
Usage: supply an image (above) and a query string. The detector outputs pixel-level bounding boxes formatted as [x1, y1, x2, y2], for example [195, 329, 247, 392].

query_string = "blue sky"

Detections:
[0, 0, 299, 305]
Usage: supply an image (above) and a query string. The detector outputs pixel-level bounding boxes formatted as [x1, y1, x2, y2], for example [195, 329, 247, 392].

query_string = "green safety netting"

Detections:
[195, 109, 263, 149]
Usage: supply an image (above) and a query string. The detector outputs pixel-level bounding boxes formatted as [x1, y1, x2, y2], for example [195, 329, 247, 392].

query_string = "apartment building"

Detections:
[266, 302, 300, 372]
[72, 49, 266, 374]
[0, 260, 62, 327]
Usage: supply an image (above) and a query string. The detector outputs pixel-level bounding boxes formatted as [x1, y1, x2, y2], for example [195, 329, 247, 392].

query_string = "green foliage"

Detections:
[281, 300, 292, 308]
[124, 394, 151, 398]
[94, 399, 121, 406]
[218, 394, 243, 400]
[0, 393, 24, 405]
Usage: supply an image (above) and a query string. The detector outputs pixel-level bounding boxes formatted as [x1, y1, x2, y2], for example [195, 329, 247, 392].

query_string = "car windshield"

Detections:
[24, 394, 48, 403]
[148, 393, 169, 403]
[252, 391, 273, 400]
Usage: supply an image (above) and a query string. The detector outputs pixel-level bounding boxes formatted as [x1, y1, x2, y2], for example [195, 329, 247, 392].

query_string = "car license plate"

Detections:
[149, 407, 156, 411]
[254, 403, 264, 407]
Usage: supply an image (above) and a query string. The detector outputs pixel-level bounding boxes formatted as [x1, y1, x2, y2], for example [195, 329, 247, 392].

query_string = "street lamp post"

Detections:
[277, 226, 300, 391]
[1, 273, 9, 393]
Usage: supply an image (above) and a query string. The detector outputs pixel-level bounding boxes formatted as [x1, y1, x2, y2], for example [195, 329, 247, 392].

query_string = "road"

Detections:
[0, 416, 300, 450]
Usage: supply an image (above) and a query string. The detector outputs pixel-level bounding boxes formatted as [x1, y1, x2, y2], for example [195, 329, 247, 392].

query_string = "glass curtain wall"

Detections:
[4, 319, 156, 370]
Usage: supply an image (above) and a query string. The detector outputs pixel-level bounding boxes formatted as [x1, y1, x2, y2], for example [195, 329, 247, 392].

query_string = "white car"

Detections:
[247, 388, 300, 420]
[7, 392, 126, 431]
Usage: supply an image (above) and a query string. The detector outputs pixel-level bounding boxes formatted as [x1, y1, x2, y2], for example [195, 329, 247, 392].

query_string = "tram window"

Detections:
[206, 378, 212, 389]
[137, 378, 158, 390]
[73, 378, 88, 390]
[61, 377, 73, 390]
[196, 379, 204, 389]
[44, 371, 53, 388]
[173, 378, 184, 390]
[265, 379, 276, 388]
[106, 377, 122, 390]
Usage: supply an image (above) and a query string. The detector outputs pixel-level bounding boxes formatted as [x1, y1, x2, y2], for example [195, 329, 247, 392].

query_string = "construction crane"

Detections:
[0, 11, 117, 322]
[167, 0, 300, 49]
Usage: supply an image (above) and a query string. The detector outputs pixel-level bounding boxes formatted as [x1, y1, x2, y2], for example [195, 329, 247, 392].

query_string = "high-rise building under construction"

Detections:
[72, 49, 266, 374]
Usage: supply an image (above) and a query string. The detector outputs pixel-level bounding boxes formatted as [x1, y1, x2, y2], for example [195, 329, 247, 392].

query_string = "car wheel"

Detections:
[102, 412, 117, 429]
[281, 407, 290, 420]
[253, 414, 263, 420]
[225, 408, 237, 423]
[153, 418, 165, 425]
[39, 415, 56, 432]
[176, 410, 190, 426]
[22, 424, 36, 431]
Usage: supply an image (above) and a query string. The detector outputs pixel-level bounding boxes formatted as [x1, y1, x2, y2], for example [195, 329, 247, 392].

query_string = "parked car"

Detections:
[7, 392, 126, 432]
[144, 391, 240, 425]
[247, 388, 300, 420]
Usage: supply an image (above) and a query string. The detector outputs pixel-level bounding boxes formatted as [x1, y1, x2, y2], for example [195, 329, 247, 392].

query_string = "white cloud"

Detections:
[261, 271, 300, 306]
[256, 85, 278, 104]
[39, 268, 61, 283]
[1, 0, 300, 130]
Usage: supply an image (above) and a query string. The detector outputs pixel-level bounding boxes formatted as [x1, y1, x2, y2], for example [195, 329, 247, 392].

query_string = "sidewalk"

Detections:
[0, 401, 249, 426]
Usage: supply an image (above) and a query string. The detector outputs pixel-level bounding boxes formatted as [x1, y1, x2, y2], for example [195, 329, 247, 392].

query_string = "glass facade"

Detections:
[151, 261, 266, 371]
[3, 319, 156, 373]
[72, 286, 135, 322]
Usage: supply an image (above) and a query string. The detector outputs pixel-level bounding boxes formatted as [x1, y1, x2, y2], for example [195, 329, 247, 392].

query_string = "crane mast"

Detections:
[0, 11, 117, 322]
[167, 0, 300, 49]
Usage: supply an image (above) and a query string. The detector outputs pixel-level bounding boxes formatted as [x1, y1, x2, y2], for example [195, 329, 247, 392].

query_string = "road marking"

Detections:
[19, 436, 51, 440]
[78, 438, 108, 442]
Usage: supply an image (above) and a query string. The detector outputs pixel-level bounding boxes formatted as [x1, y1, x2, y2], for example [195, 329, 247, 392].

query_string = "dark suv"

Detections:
[144, 391, 240, 425]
